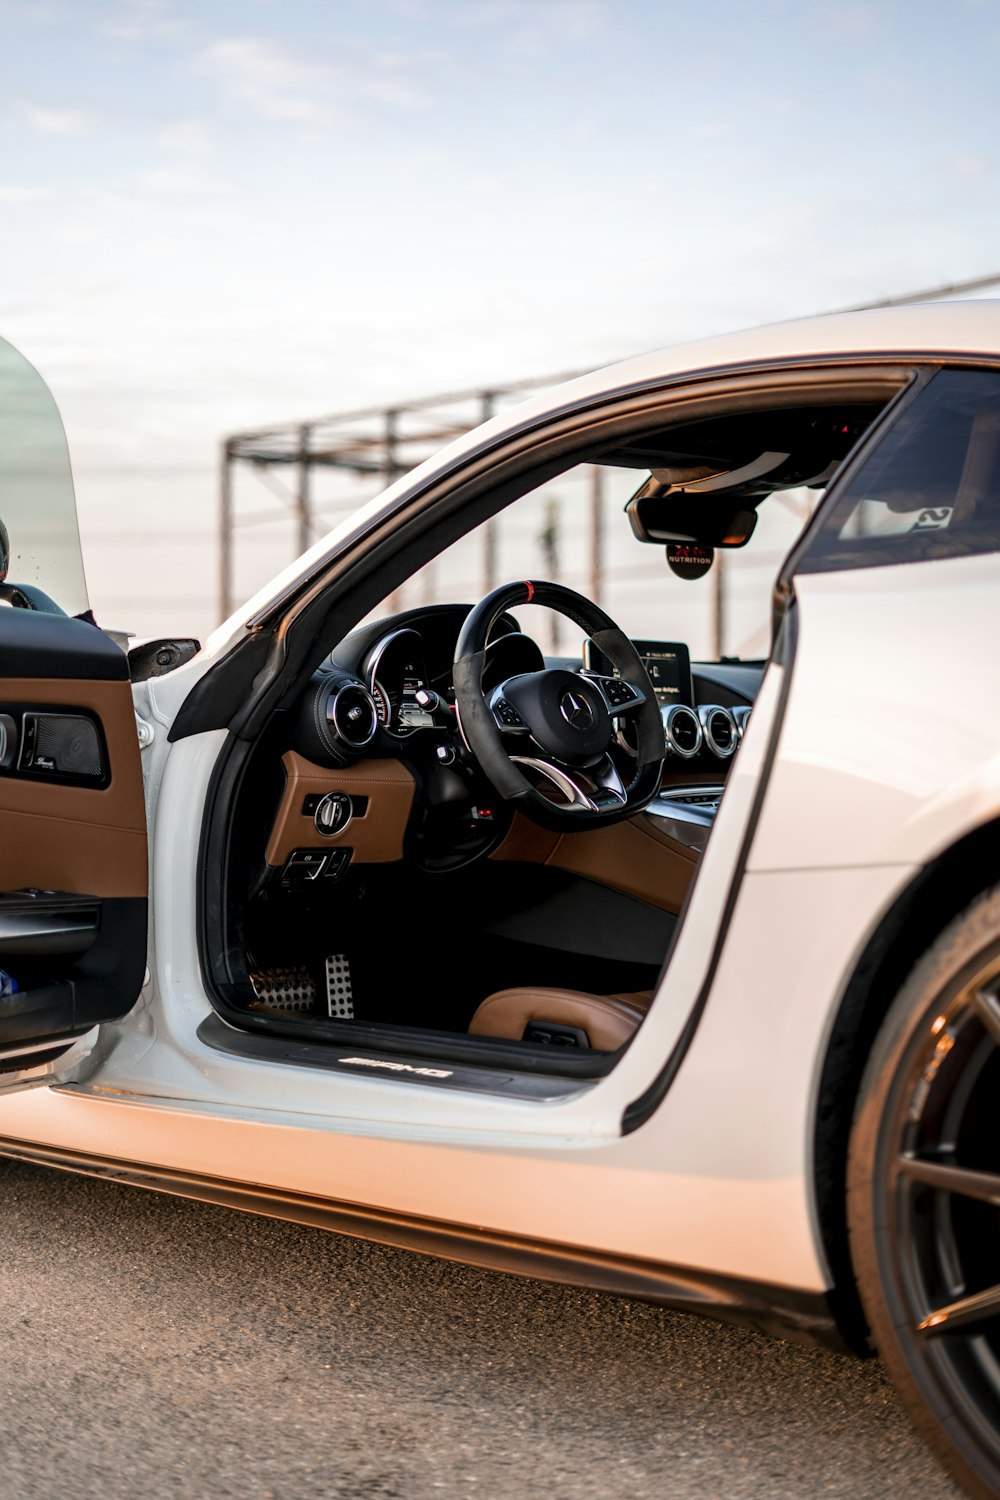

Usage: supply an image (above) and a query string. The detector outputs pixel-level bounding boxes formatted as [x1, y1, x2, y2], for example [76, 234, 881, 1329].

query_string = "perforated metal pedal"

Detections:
[249, 966, 316, 1013]
[325, 954, 354, 1019]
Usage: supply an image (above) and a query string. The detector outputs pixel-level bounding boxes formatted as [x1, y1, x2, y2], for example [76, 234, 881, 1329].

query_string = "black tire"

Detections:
[848, 885, 1000, 1499]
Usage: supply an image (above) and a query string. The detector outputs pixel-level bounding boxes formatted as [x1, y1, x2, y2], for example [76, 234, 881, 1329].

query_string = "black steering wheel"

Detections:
[453, 580, 665, 831]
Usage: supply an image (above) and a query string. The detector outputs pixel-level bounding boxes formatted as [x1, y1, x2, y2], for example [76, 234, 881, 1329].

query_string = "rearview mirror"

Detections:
[626, 483, 758, 549]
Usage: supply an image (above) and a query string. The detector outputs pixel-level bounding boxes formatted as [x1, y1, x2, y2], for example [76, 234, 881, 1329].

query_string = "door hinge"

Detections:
[135, 713, 155, 749]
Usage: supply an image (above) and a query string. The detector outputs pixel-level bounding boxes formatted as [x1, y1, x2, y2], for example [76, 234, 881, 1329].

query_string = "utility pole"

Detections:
[540, 495, 562, 652]
[712, 551, 726, 659]
[219, 439, 233, 624]
[481, 392, 498, 592]
[588, 465, 604, 604]
[384, 407, 398, 481]
[295, 424, 312, 557]
[385, 409, 402, 611]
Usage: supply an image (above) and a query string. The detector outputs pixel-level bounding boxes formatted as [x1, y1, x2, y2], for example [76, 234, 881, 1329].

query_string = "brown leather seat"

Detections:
[468, 986, 654, 1051]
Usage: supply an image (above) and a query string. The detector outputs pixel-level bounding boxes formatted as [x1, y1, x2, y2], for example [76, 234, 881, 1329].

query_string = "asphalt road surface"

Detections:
[0, 1159, 960, 1500]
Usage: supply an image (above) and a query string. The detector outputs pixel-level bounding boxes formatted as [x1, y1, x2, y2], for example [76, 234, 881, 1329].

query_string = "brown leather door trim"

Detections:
[266, 752, 416, 867]
[0, 678, 146, 898]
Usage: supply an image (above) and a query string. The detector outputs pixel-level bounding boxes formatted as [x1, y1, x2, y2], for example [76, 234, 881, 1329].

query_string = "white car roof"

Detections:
[503, 298, 1000, 424]
[217, 299, 1000, 650]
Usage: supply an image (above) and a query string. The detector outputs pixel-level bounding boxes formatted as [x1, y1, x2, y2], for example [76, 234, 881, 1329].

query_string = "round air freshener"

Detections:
[665, 542, 715, 580]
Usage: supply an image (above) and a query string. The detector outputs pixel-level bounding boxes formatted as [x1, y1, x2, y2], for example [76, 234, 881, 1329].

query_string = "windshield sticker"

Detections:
[911, 506, 954, 532]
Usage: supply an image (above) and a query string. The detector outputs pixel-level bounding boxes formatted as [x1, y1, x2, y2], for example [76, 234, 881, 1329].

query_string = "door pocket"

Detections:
[0, 889, 102, 1049]
[0, 890, 99, 957]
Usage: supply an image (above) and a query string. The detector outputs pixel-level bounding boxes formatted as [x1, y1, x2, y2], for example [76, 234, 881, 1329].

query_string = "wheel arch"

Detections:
[813, 813, 1000, 1350]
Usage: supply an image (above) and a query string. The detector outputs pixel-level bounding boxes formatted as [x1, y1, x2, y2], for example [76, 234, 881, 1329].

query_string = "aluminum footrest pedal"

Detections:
[249, 966, 317, 1013]
[325, 954, 354, 1019]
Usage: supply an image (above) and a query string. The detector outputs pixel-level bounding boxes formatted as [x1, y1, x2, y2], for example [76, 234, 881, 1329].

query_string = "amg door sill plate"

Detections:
[198, 1013, 588, 1101]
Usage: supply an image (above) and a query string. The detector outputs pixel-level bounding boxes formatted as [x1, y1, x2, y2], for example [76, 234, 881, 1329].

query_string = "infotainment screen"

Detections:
[584, 637, 694, 708]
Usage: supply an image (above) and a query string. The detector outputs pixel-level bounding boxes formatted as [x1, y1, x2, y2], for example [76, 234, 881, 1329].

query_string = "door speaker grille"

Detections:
[28, 714, 104, 778]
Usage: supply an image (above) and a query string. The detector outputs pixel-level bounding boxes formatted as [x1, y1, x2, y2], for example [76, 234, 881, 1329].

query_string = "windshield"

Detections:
[0, 335, 90, 617]
[799, 369, 1000, 573]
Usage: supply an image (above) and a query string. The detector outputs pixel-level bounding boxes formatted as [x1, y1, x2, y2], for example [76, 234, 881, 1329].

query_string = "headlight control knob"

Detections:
[314, 792, 352, 837]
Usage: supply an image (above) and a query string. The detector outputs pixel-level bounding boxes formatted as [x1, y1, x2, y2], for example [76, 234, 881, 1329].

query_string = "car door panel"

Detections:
[0, 677, 146, 895]
[0, 613, 147, 1074]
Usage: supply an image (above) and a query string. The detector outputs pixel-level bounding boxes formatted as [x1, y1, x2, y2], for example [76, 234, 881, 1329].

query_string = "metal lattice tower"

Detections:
[220, 273, 1000, 650]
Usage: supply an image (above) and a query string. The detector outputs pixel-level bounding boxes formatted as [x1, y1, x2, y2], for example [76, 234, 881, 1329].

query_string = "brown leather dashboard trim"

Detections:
[489, 809, 697, 914]
[265, 752, 416, 867]
[0, 677, 146, 898]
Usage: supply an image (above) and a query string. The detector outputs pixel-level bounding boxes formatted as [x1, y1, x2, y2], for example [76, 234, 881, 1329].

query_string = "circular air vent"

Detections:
[328, 682, 378, 750]
[699, 705, 737, 759]
[663, 704, 703, 759]
[732, 705, 752, 739]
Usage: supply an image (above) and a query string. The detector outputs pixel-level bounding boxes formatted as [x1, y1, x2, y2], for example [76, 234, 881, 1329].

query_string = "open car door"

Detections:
[0, 337, 147, 1089]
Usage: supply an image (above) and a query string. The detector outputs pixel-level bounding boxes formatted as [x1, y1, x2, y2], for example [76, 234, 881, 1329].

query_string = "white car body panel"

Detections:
[752, 553, 1000, 871]
[0, 639, 917, 1290]
[0, 662, 824, 1283]
[0, 855, 906, 1288]
[1, 303, 999, 1314]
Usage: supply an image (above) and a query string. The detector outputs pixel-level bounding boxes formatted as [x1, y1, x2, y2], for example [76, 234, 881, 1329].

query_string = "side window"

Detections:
[797, 369, 1000, 574]
[0, 336, 90, 616]
[370, 460, 816, 662]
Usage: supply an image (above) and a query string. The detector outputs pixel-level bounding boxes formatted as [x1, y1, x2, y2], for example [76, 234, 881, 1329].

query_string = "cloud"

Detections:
[198, 35, 430, 130]
[813, 3, 879, 44]
[155, 118, 215, 154]
[98, 0, 184, 41]
[455, 0, 606, 45]
[200, 38, 343, 128]
[138, 165, 228, 196]
[0, 184, 50, 201]
[23, 104, 94, 136]
[0, 2, 67, 24]
[53, 224, 100, 245]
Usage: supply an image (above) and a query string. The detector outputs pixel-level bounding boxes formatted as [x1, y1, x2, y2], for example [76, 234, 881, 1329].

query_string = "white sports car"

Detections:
[2, 304, 1000, 1497]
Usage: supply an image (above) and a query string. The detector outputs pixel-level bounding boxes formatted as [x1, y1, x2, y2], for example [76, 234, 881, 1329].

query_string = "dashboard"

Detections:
[323, 602, 760, 752]
[273, 603, 761, 879]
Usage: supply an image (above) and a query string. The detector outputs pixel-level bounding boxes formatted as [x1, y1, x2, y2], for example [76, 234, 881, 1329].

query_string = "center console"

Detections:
[595, 637, 755, 852]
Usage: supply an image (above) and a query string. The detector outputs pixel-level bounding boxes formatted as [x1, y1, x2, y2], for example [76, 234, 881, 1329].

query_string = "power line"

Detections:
[836, 270, 1000, 312]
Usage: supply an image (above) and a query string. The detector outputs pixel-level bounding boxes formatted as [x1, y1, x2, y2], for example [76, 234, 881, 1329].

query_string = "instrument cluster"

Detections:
[364, 621, 545, 740]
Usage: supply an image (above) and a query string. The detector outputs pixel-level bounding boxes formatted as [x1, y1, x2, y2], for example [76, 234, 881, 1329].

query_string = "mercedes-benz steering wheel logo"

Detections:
[559, 689, 595, 731]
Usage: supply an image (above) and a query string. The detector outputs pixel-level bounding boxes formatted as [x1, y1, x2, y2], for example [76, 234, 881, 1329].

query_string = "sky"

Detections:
[1, 0, 999, 644]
